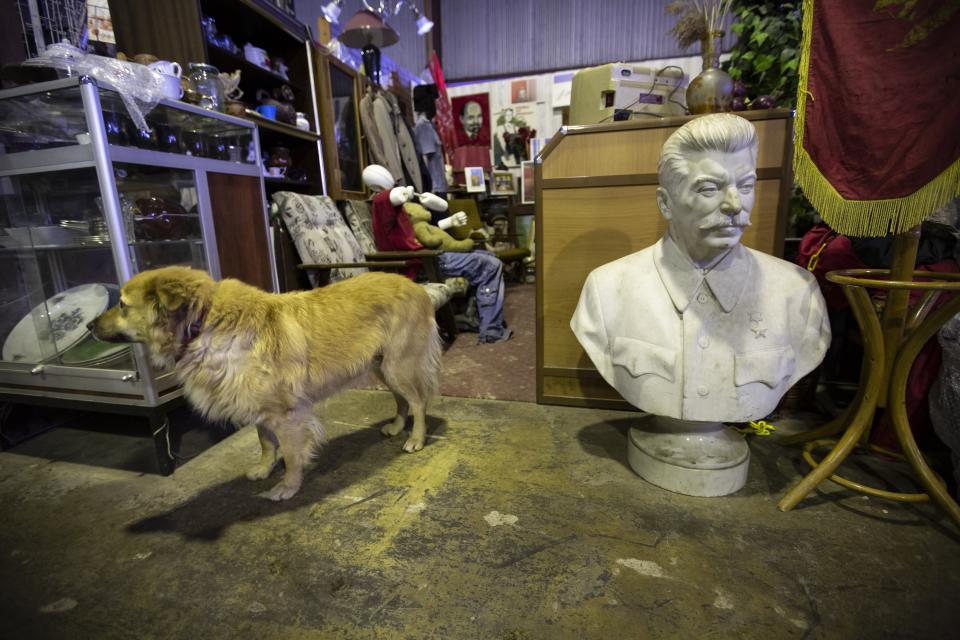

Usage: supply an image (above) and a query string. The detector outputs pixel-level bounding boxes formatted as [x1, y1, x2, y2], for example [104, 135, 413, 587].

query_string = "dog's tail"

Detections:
[308, 403, 327, 460]
[421, 315, 443, 402]
[380, 285, 443, 406]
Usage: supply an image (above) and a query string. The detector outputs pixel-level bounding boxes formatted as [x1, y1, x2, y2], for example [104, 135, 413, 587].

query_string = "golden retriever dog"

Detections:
[89, 266, 441, 500]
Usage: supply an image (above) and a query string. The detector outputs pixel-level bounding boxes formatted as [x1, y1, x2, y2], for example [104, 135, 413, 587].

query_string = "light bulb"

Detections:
[321, 0, 342, 24]
[416, 14, 433, 35]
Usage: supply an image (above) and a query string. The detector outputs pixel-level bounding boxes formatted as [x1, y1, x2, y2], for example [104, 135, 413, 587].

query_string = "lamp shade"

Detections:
[338, 9, 399, 49]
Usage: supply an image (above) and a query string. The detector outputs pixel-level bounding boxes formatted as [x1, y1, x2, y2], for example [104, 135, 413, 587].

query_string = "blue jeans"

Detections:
[437, 250, 510, 342]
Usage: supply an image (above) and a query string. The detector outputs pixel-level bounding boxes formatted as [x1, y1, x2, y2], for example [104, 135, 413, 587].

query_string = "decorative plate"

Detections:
[2, 284, 110, 363]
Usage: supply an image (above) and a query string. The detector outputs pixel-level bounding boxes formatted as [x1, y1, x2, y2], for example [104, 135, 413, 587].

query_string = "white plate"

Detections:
[2, 284, 110, 363]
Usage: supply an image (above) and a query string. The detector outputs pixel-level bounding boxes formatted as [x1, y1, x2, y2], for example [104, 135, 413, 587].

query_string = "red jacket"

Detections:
[371, 190, 422, 279]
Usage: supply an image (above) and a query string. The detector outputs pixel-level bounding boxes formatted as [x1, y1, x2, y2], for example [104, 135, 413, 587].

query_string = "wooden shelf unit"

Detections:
[207, 43, 306, 93]
[244, 110, 320, 141]
[110, 0, 329, 290]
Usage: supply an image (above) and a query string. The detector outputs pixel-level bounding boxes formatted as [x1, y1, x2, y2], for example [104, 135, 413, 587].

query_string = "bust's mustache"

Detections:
[698, 212, 751, 231]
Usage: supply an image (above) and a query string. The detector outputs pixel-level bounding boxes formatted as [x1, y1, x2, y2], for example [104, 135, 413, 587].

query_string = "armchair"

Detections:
[270, 192, 459, 341]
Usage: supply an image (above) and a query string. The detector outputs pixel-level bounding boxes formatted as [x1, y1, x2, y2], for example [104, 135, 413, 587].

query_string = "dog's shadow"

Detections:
[126, 416, 447, 541]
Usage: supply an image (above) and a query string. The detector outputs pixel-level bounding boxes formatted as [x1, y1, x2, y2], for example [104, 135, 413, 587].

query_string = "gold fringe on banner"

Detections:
[793, 0, 960, 238]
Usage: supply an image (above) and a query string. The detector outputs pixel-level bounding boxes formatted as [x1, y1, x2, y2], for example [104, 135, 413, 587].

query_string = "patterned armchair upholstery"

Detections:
[270, 191, 461, 341]
[341, 200, 377, 254]
[271, 192, 367, 287]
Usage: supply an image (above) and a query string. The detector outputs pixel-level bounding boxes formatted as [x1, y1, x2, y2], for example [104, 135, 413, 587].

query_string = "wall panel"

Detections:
[440, 0, 734, 81]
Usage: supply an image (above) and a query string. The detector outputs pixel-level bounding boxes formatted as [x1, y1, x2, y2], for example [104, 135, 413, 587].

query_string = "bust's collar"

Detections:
[653, 235, 752, 313]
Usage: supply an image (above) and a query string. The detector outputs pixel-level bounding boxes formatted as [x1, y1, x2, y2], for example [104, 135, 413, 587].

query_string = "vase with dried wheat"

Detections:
[668, 0, 734, 114]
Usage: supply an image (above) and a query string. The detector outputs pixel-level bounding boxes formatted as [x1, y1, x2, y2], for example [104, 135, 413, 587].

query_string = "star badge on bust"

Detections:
[749, 311, 766, 339]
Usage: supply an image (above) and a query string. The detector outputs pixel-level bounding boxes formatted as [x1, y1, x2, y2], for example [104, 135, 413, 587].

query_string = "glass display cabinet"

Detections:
[0, 76, 273, 473]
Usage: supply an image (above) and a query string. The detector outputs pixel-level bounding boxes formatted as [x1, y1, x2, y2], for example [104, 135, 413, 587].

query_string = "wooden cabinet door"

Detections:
[207, 172, 274, 291]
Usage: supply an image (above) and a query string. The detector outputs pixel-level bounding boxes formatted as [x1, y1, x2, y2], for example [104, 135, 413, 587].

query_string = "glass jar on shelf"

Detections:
[186, 63, 225, 113]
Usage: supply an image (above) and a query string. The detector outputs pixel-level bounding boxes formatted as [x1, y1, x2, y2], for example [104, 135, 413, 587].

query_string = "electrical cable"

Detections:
[0, 403, 14, 447]
[599, 65, 687, 123]
[151, 416, 200, 464]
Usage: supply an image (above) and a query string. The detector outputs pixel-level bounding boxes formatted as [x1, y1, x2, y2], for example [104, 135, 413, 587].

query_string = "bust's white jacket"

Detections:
[570, 236, 831, 422]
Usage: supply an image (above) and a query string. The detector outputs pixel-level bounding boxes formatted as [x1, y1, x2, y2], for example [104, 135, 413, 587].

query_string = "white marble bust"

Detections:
[571, 113, 830, 424]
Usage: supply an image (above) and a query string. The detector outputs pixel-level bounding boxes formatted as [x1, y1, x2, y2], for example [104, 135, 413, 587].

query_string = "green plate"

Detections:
[59, 334, 130, 366]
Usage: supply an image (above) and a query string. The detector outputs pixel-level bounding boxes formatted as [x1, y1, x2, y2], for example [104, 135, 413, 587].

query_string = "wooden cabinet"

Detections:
[109, 0, 326, 290]
[536, 109, 794, 409]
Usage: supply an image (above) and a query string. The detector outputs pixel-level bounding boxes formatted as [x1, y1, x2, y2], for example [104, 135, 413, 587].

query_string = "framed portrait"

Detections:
[493, 103, 535, 168]
[465, 166, 487, 193]
[511, 79, 537, 103]
[521, 161, 535, 204]
[450, 93, 490, 147]
[490, 170, 517, 196]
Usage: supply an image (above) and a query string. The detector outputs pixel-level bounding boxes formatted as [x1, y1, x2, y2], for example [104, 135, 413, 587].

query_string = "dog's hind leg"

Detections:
[381, 320, 441, 453]
[371, 358, 409, 438]
[381, 393, 408, 438]
[258, 407, 324, 501]
[246, 425, 280, 480]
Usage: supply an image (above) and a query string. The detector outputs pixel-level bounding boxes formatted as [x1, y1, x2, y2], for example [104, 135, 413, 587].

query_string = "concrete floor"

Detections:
[1, 390, 958, 639]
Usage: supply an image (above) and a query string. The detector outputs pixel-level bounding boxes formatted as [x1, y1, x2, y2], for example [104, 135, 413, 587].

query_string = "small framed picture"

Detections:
[511, 78, 536, 103]
[465, 166, 486, 193]
[521, 161, 535, 204]
[490, 170, 517, 196]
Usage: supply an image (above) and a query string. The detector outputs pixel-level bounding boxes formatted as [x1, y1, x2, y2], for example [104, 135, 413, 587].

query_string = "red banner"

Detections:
[429, 52, 458, 159]
[794, 0, 960, 236]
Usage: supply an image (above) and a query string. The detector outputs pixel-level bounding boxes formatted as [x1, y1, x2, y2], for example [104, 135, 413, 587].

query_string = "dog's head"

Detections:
[88, 266, 215, 368]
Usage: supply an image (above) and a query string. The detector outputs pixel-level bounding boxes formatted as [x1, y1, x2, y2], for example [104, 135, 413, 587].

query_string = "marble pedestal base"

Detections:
[627, 415, 749, 497]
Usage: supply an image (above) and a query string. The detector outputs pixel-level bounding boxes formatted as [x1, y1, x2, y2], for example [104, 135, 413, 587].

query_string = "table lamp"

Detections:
[338, 9, 399, 86]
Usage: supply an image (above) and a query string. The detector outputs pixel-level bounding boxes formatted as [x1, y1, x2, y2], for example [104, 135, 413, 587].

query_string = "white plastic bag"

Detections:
[22, 43, 166, 131]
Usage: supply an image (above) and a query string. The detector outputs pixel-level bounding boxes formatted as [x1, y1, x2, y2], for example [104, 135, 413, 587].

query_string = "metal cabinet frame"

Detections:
[0, 76, 276, 473]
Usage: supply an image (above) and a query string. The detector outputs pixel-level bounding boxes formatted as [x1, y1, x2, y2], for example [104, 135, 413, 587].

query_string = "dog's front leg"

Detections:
[246, 425, 280, 480]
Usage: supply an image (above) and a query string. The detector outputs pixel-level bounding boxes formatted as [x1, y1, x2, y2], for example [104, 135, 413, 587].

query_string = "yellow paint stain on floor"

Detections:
[354, 445, 461, 562]
[1, 390, 958, 639]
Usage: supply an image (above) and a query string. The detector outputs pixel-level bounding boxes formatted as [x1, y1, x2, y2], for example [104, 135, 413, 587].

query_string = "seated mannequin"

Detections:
[571, 114, 830, 496]
[363, 165, 513, 344]
[269, 193, 463, 311]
